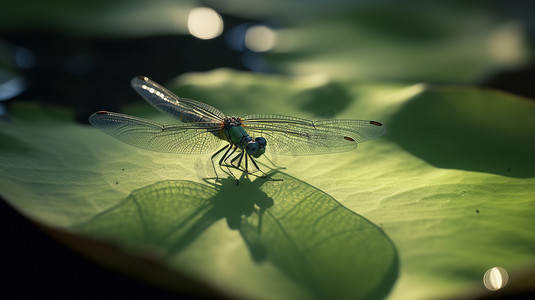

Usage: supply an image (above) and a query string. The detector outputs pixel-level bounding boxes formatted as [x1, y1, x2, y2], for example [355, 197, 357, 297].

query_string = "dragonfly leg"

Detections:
[211, 144, 231, 180]
[248, 154, 265, 175]
[239, 152, 245, 171]
[245, 153, 249, 173]
[229, 151, 238, 164]
[264, 155, 286, 170]
[222, 145, 237, 165]
[219, 145, 234, 165]
[215, 145, 280, 184]
[225, 166, 239, 184]
[230, 151, 244, 171]
[227, 151, 252, 175]
[249, 154, 283, 181]
[219, 145, 239, 184]
[221, 146, 241, 172]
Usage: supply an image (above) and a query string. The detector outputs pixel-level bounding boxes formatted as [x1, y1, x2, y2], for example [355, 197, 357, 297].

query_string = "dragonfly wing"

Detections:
[89, 111, 223, 154]
[131, 76, 225, 123]
[242, 114, 386, 156]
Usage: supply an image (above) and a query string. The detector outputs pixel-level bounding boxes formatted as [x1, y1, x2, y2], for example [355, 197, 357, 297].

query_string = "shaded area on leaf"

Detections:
[40, 222, 230, 299]
[388, 87, 535, 178]
[294, 81, 351, 118]
[72, 172, 398, 300]
[0, 132, 36, 154]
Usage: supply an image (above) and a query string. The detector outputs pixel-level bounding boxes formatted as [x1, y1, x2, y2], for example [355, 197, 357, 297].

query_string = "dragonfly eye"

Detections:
[246, 141, 259, 154]
[255, 137, 267, 147]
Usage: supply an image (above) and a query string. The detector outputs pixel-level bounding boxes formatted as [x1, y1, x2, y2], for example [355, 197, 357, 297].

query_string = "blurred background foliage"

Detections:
[1, 0, 534, 121]
[1, 0, 535, 299]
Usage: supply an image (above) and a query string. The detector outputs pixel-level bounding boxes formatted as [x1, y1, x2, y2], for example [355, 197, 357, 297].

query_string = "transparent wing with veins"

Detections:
[88, 111, 223, 154]
[91, 76, 386, 157]
[130, 76, 225, 123]
[241, 114, 386, 156]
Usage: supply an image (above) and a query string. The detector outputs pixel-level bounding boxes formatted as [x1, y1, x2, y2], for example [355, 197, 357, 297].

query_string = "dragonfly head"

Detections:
[246, 141, 259, 154]
[255, 137, 266, 147]
[247, 136, 266, 158]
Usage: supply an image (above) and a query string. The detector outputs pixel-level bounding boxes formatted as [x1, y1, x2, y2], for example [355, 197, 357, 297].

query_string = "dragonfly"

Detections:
[89, 76, 386, 182]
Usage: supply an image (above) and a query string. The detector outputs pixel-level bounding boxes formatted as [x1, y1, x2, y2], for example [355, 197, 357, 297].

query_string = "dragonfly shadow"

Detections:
[73, 172, 398, 299]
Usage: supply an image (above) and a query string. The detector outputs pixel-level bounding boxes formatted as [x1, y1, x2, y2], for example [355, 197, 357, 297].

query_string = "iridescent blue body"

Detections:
[215, 116, 268, 177]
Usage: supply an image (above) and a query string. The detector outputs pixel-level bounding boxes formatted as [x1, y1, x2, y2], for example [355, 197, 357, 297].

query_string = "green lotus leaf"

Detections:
[1, 69, 534, 299]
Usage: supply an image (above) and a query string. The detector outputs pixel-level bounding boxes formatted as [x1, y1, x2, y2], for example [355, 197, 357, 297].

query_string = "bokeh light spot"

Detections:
[483, 267, 508, 291]
[488, 22, 527, 67]
[188, 7, 223, 40]
[0, 77, 26, 101]
[245, 25, 277, 52]
[15, 47, 37, 69]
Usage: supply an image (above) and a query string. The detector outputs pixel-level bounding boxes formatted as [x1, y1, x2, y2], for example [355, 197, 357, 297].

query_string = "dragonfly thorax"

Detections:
[223, 116, 242, 127]
[223, 117, 267, 158]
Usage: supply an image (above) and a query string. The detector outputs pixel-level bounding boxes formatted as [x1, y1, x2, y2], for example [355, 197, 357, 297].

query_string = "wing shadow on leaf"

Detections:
[72, 172, 398, 300]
